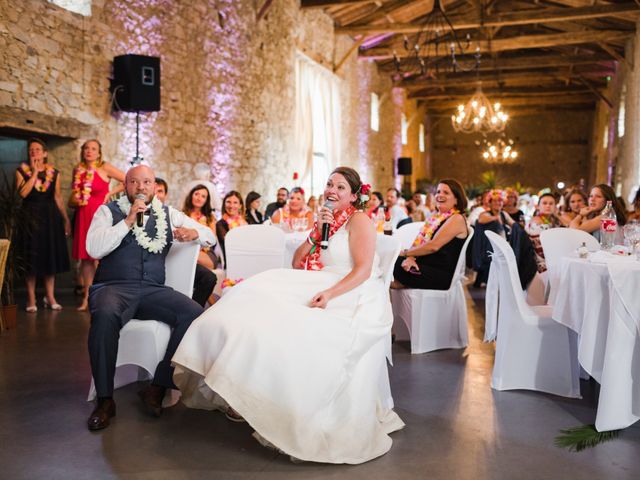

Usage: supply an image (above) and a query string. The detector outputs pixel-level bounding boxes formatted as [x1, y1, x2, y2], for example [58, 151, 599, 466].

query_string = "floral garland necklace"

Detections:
[117, 196, 168, 254]
[413, 208, 459, 247]
[223, 213, 247, 230]
[19, 163, 55, 192]
[72, 164, 96, 206]
[192, 211, 213, 227]
[280, 205, 309, 226]
[302, 205, 357, 271]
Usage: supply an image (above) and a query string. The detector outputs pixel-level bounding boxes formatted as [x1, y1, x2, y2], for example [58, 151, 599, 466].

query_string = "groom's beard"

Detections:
[127, 193, 154, 205]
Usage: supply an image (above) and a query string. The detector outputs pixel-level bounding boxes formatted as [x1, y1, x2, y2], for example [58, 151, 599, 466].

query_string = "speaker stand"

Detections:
[131, 111, 144, 165]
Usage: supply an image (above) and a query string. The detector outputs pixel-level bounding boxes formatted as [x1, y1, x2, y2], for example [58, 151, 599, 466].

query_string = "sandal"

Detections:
[225, 407, 246, 423]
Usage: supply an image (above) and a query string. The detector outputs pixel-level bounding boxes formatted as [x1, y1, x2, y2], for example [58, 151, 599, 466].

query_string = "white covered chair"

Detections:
[540, 228, 600, 303]
[485, 231, 581, 398]
[224, 225, 285, 280]
[390, 228, 474, 354]
[374, 234, 401, 409]
[393, 221, 424, 250]
[88, 241, 200, 404]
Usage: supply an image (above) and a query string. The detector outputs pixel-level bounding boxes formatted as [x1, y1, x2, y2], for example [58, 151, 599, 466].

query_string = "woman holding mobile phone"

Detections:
[391, 179, 469, 290]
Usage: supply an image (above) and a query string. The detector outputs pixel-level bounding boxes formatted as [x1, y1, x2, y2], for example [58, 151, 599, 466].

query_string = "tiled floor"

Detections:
[0, 288, 638, 479]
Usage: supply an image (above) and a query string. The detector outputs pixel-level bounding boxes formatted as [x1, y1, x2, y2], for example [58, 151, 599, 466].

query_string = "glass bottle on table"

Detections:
[383, 206, 393, 236]
[599, 200, 617, 250]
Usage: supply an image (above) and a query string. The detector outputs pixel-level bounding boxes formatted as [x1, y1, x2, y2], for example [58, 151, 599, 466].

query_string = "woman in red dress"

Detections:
[68, 139, 125, 311]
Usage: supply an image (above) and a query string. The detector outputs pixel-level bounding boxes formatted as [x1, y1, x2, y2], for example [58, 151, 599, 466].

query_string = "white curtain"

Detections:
[294, 53, 342, 194]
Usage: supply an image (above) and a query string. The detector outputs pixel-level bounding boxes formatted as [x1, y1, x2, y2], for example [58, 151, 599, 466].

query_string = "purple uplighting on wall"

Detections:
[392, 87, 404, 190]
[357, 62, 372, 180]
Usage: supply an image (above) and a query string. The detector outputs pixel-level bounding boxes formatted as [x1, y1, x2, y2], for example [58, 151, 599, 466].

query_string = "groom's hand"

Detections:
[173, 227, 198, 242]
[125, 198, 147, 227]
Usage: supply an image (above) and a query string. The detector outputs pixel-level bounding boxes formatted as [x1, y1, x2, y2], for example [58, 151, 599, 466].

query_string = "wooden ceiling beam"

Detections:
[336, 3, 639, 34]
[419, 94, 596, 110]
[301, 0, 373, 9]
[409, 86, 596, 99]
[360, 30, 633, 60]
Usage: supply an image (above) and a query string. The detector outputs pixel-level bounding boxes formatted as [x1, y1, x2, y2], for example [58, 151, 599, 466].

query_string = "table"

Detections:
[284, 231, 310, 268]
[552, 254, 640, 431]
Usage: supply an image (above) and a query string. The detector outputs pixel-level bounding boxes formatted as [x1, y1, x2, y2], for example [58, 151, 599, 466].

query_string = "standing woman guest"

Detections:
[216, 190, 248, 262]
[559, 189, 588, 227]
[569, 184, 627, 241]
[271, 187, 314, 231]
[392, 179, 469, 290]
[15, 138, 71, 312]
[183, 184, 218, 270]
[69, 139, 125, 311]
[245, 191, 263, 225]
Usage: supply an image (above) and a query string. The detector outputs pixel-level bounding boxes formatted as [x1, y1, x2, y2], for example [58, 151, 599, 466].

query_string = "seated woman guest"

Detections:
[559, 189, 588, 226]
[15, 138, 71, 312]
[216, 190, 247, 261]
[366, 191, 384, 217]
[526, 193, 562, 273]
[392, 179, 468, 290]
[244, 191, 263, 225]
[569, 184, 627, 241]
[628, 188, 640, 221]
[68, 139, 125, 311]
[271, 186, 313, 231]
[172, 166, 403, 464]
[504, 187, 525, 227]
[183, 184, 218, 270]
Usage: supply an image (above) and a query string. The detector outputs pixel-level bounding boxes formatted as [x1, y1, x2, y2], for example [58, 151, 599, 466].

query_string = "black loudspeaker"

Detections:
[112, 54, 161, 112]
[397, 157, 412, 176]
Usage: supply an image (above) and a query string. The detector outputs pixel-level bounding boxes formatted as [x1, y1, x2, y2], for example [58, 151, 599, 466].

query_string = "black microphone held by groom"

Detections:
[320, 200, 335, 250]
[135, 193, 146, 228]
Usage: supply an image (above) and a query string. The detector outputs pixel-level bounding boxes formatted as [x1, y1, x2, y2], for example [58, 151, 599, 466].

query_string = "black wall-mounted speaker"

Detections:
[112, 54, 161, 112]
[397, 157, 412, 176]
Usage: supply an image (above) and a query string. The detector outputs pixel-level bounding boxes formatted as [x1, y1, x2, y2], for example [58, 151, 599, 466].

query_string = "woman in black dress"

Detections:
[245, 191, 263, 225]
[15, 138, 70, 312]
[392, 179, 468, 291]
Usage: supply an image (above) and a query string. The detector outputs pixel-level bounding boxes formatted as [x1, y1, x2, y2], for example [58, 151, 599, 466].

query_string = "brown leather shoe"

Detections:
[138, 384, 166, 418]
[87, 398, 116, 431]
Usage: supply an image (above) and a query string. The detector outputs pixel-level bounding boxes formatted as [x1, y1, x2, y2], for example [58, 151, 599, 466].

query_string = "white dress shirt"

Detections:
[87, 204, 216, 260]
[389, 204, 409, 229]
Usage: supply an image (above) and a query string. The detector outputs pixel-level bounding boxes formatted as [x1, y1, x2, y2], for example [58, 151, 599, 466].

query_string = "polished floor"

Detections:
[0, 287, 638, 480]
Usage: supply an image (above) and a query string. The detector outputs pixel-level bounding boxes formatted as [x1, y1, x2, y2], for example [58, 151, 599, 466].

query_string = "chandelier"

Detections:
[481, 137, 518, 164]
[393, 0, 479, 79]
[451, 85, 508, 134]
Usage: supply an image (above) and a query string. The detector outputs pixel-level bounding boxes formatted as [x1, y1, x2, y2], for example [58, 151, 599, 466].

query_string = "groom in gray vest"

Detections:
[86, 165, 215, 431]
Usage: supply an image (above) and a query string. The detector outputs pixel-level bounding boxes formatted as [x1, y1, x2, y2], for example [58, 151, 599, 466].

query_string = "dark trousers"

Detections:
[88, 281, 203, 398]
[192, 264, 217, 307]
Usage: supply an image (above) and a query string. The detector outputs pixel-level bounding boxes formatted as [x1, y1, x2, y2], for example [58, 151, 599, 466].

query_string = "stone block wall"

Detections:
[0, 0, 409, 207]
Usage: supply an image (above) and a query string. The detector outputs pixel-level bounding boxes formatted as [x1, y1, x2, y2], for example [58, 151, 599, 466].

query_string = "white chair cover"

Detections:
[540, 228, 600, 304]
[393, 221, 424, 250]
[88, 241, 200, 405]
[390, 228, 474, 354]
[374, 235, 401, 410]
[485, 231, 581, 398]
[225, 225, 285, 280]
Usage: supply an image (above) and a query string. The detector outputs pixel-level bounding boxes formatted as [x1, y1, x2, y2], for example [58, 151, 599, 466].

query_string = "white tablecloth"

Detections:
[284, 231, 310, 268]
[552, 254, 640, 431]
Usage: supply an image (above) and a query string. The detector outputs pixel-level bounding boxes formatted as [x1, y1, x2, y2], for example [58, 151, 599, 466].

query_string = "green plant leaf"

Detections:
[554, 424, 621, 452]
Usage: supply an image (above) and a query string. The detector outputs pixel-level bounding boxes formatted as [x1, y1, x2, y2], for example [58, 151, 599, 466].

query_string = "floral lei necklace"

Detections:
[19, 163, 55, 192]
[413, 208, 459, 247]
[117, 196, 168, 254]
[223, 213, 247, 230]
[302, 205, 357, 271]
[72, 164, 96, 206]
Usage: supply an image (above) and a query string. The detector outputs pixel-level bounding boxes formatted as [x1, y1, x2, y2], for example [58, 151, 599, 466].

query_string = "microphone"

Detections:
[320, 200, 335, 250]
[135, 193, 146, 228]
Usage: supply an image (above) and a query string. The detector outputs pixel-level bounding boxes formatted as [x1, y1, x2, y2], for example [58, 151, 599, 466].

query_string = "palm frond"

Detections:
[554, 424, 621, 452]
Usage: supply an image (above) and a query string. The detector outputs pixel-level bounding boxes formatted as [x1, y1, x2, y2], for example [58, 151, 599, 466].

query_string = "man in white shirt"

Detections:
[386, 187, 409, 228]
[86, 165, 215, 431]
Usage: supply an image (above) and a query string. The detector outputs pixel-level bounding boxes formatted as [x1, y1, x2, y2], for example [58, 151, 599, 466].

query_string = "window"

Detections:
[48, 0, 91, 16]
[602, 124, 609, 149]
[419, 123, 425, 153]
[401, 113, 408, 146]
[618, 85, 626, 138]
[370, 93, 380, 132]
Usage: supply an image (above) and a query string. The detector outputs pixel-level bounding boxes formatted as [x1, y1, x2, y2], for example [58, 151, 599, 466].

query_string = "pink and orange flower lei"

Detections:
[71, 164, 95, 206]
[221, 278, 243, 289]
[223, 213, 247, 230]
[412, 208, 459, 247]
[19, 163, 55, 192]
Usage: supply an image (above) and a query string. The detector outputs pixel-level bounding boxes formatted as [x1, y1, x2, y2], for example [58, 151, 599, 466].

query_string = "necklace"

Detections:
[20, 163, 55, 192]
[117, 196, 168, 253]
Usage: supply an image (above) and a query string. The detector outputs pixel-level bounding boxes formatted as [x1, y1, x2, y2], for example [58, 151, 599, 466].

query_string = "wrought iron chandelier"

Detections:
[392, 0, 479, 79]
[480, 137, 518, 164]
[451, 85, 509, 134]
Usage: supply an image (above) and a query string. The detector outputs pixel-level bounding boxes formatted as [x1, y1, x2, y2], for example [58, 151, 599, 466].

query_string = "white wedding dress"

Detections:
[172, 225, 404, 464]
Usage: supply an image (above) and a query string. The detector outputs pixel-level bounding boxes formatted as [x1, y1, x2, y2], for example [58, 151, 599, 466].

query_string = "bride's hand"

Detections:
[317, 206, 334, 231]
[310, 290, 332, 309]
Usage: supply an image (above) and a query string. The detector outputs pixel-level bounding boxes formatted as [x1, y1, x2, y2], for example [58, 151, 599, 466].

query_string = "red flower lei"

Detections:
[412, 208, 459, 247]
[223, 213, 247, 230]
[19, 163, 55, 192]
[71, 164, 95, 206]
[301, 205, 357, 271]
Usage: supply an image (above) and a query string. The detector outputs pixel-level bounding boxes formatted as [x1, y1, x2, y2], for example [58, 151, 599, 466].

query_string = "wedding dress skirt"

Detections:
[172, 228, 404, 464]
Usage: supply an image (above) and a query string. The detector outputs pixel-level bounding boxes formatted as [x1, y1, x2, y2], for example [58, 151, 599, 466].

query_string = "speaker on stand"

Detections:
[110, 54, 161, 165]
[397, 157, 412, 196]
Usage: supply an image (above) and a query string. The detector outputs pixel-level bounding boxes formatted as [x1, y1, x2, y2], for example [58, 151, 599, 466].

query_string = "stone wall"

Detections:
[0, 0, 406, 207]
[428, 108, 594, 193]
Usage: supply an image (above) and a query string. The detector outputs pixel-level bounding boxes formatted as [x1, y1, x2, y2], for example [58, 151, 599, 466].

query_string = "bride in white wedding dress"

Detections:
[172, 167, 404, 464]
